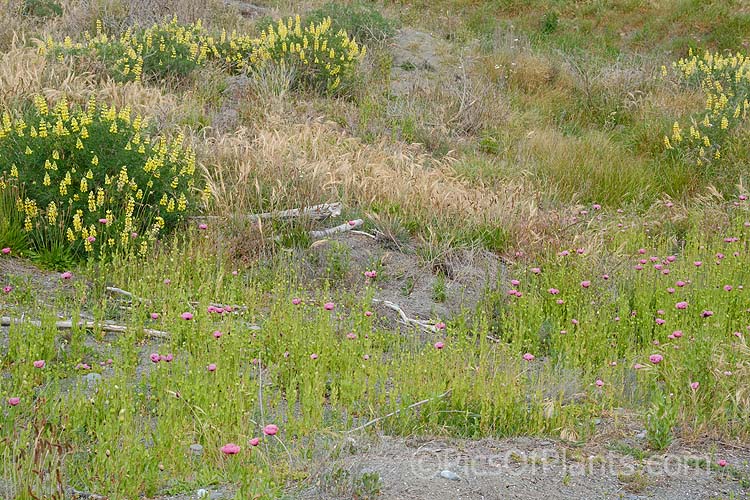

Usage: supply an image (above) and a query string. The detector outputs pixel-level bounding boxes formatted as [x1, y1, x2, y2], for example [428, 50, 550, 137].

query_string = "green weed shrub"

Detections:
[304, 1, 397, 43]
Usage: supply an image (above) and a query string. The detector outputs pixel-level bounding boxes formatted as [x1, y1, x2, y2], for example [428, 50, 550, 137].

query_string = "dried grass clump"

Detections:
[198, 120, 568, 251]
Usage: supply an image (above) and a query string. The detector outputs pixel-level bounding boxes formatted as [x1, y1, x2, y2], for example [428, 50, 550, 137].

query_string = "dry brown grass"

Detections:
[196, 117, 575, 252]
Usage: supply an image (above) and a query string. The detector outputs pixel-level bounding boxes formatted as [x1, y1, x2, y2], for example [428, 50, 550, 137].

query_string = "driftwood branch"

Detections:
[190, 203, 342, 224]
[347, 389, 452, 433]
[350, 230, 377, 239]
[107, 286, 247, 313]
[372, 299, 438, 333]
[0, 316, 169, 340]
[310, 219, 363, 239]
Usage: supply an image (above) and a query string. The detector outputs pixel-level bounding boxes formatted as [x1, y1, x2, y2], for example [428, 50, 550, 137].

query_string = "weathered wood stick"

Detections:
[0, 316, 170, 340]
[372, 299, 438, 333]
[310, 219, 364, 239]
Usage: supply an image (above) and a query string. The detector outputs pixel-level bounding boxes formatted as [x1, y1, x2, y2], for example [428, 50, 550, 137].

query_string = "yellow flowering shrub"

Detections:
[42, 16, 366, 92]
[0, 95, 203, 260]
[665, 49, 750, 165]
[226, 15, 367, 92]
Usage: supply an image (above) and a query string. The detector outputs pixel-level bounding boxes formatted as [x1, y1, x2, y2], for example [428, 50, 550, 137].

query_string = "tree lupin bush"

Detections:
[42, 16, 367, 93]
[664, 49, 750, 165]
[0, 95, 205, 261]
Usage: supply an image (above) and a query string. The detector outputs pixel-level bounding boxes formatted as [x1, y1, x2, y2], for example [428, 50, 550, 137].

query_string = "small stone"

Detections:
[635, 430, 647, 440]
[196, 488, 209, 498]
[190, 444, 204, 456]
[439, 470, 460, 481]
[83, 373, 102, 386]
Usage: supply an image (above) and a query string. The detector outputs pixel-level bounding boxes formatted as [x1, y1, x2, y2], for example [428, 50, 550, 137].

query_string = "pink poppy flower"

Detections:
[531, 267, 541, 274]
[221, 443, 240, 454]
[346, 332, 356, 340]
[207, 363, 217, 372]
[560, 330, 567, 334]
[150, 312, 160, 320]
[649, 354, 663, 364]
[634, 265, 643, 271]
[435, 322, 446, 330]
[672, 330, 683, 338]
[181, 312, 193, 320]
[60, 271, 73, 280]
[33, 360, 45, 368]
[161, 353, 173, 362]
[638, 248, 646, 255]
[365, 311, 373, 317]
[556, 299, 564, 305]
[581, 281, 591, 288]
[718, 459, 727, 467]
[693, 261, 702, 267]
[263, 424, 278, 436]
[633, 363, 645, 370]
[198, 224, 208, 230]
[571, 319, 579, 325]
[558, 250, 569, 257]
[676, 280, 686, 287]
[150, 353, 160, 363]
[676, 301, 688, 310]
[548, 288, 559, 295]
[163, 279, 171, 285]
[666, 255, 676, 262]
[434, 342, 444, 350]
[87, 236, 96, 243]
[601, 274, 609, 280]
[511, 279, 520, 286]
[323, 302, 334, 310]
[99, 218, 108, 224]
[213, 330, 223, 339]
[249, 437, 260, 446]
[76, 363, 90, 370]
[3, 286, 12, 293]
[1, 247, 10, 254]
[310, 353, 318, 360]
[7, 397, 20, 406]
[690, 381, 699, 391]
[701, 310, 714, 318]
[654, 264, 663, 270]
[595, 379, 604, 387]
[523, 353, 535, 362]
[593, 204, 601, 210]
[667, 287, 675, 294]
[655, 318, 666, 325]
[363, 354, 370, 360]
[724, 285, 733, 292]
